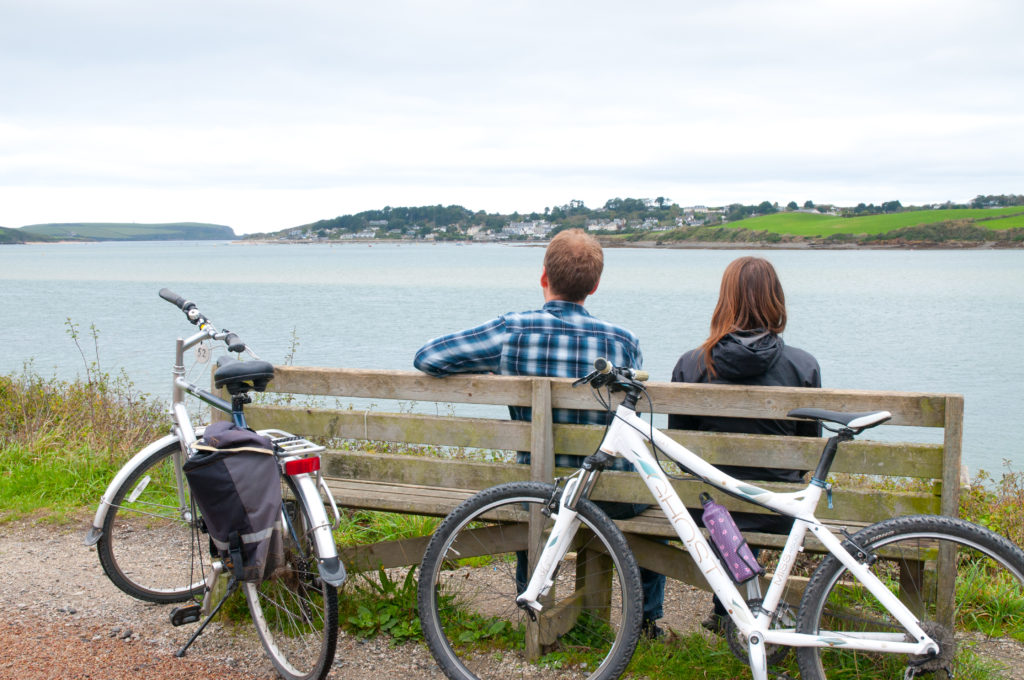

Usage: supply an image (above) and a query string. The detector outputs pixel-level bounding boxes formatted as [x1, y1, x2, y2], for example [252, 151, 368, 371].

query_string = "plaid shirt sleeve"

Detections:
[413, 316, 508, 376]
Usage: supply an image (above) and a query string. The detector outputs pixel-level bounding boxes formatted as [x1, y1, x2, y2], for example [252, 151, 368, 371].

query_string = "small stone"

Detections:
[119, 627, 133, 640]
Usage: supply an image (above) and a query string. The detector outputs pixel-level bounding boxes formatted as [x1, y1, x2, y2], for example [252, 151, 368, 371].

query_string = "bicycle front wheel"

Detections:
[418, 481, 643, 680]
[97, 441, 205, 603]
[244, 494, 339, 680]
[796, 515, 1024, 680]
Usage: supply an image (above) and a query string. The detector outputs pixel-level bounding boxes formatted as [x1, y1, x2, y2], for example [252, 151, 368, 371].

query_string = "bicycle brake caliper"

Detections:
[841, 529, 877, 566]
[543, 478, 565, 517]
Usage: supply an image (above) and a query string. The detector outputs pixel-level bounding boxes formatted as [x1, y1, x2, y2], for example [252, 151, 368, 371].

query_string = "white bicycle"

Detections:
[418, 359, 1024, 680]
[84, 289, 346, 680]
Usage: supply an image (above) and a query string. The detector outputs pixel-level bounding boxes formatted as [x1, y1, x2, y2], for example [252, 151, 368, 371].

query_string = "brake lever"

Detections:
[572, 370, 599, 387]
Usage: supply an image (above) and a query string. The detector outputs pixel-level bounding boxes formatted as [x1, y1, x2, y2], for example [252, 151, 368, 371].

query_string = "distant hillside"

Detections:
[1, 226, 32, 244]
[18, 222, 236, 241]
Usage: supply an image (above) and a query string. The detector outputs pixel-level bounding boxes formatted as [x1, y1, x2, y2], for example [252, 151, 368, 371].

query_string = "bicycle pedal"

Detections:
[169, 604, 202, 626]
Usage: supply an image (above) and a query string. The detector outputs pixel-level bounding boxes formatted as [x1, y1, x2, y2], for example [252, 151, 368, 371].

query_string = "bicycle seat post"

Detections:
[230, 392, 251, 428]
[810, 429, 854, 490]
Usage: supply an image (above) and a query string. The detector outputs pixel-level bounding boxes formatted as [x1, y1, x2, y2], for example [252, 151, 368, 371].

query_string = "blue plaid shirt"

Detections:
[414, 300, 642, 468]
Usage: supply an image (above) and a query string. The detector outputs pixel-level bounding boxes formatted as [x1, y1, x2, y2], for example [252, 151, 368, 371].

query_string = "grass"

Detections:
[737, 207, 1024, 237]
[0, 357, 165, 521]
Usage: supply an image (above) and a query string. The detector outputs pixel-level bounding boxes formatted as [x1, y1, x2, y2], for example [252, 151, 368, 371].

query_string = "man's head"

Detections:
[541, 228, 603, 303]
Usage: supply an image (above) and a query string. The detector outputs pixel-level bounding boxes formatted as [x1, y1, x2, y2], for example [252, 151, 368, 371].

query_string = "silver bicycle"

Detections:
[85, 289, 346, 680]
[418, 358, 1024, 680]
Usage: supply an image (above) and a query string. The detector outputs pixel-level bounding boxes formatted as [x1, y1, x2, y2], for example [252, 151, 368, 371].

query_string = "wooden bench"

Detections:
[246, 366, 963, 600]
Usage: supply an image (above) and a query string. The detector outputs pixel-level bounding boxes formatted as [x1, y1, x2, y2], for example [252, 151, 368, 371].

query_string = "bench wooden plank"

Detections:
[323, 461, 939, 526]
[264, 368, 951, 428]
[270, 366, 533, 406]
[250, 406, 945, 479]
[249, 406, 529, 451]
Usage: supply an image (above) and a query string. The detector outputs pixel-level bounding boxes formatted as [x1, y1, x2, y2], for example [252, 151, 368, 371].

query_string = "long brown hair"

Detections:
[701, 257, 787, 376]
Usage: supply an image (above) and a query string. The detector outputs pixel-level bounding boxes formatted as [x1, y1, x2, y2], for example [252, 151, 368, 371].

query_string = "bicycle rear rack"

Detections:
[260, 429, 327, 457]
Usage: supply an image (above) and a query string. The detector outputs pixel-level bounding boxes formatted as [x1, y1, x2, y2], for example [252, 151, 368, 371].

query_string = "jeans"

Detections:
[515, 451, 666, 622]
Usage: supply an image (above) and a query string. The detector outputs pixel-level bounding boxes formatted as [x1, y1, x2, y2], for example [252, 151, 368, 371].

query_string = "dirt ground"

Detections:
[0, 518, 713, 680]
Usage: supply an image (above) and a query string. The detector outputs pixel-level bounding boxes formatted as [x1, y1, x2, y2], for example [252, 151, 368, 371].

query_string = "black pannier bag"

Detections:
[183, 421, 283, 582]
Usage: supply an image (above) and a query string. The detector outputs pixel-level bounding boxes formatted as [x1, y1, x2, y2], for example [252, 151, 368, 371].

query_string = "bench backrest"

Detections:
[246, 366, 964, 526]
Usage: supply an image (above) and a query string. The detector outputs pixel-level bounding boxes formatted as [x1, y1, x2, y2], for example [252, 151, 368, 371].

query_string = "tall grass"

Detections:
[0, 362, 165, 520]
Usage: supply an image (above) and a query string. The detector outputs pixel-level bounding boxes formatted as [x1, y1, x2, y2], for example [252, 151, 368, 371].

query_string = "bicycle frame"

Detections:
[85, 325, 345, 586]
[517, 403, 939, 679]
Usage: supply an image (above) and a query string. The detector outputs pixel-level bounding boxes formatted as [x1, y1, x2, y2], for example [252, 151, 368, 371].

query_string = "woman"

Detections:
[668, 256, 821, 633]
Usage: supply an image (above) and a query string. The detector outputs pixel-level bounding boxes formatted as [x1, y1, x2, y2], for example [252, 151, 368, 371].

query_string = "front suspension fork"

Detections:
[516, 466, 602, 610]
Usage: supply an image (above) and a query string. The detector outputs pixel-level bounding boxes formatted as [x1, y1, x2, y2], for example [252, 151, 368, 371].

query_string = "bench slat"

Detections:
[251, 406, 945, 479]
[322, 454, 940, 526]
[265, 367, 951, 428]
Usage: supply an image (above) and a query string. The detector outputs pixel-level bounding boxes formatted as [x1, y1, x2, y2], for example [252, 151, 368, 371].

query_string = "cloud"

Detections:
[1, 0, 1022, 232]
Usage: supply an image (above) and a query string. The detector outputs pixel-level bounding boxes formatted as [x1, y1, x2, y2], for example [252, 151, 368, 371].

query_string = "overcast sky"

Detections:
[1, 0, 1021, 234]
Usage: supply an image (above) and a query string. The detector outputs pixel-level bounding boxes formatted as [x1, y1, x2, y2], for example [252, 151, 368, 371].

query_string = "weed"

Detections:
[341, 566, 422, 642]
[959, 461, 1024, 547]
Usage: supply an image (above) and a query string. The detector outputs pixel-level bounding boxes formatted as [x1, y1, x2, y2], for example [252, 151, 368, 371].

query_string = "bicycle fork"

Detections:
[516, 468, 595, 611]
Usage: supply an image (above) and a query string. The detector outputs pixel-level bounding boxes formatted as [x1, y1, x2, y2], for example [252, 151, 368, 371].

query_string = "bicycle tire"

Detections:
[97, 441, 206, 603]
[795, 514, 1024, 680]
[418, 481, 643, 680]
[244, 493, 339, 680]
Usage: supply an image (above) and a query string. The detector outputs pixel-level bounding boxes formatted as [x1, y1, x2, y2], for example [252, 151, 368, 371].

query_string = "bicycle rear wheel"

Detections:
[418, 481, 643, 680]
[244, 495, 339, 680]
[796, 515, 1024, 680]
[97, 441, 206, 603]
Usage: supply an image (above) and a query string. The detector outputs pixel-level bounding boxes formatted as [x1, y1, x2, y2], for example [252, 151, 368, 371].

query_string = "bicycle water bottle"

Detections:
[700, 492, 764, 583]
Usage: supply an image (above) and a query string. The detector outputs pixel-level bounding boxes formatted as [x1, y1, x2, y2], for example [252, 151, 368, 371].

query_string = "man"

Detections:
[414, 228, 666, 637]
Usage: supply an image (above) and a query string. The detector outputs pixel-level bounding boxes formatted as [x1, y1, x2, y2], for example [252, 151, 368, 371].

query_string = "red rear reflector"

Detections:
[284, 456, 320, 476]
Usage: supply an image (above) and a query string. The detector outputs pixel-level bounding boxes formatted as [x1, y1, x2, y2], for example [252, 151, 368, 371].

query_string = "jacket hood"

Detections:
[710, 330, 783, 380]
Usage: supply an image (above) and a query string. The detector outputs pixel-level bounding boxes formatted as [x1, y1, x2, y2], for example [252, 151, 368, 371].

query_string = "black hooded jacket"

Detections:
[668, 330, 821, 484]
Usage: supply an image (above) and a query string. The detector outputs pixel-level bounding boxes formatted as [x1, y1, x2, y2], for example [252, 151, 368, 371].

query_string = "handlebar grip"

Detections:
[224, 332, 246, 353]
[632, 370, 650, 382]
[594, 358, 611, 373]
[158, 288, 194, 311]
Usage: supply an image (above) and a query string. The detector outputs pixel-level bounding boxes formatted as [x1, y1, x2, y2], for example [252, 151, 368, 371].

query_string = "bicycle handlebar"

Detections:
[573, 358, 649, 388]
[158, 287, 194, 311]
[158, 288, 247, 353]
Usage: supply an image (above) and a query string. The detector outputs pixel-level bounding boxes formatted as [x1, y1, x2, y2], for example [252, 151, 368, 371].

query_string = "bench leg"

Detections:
[578, 542, 613, 623]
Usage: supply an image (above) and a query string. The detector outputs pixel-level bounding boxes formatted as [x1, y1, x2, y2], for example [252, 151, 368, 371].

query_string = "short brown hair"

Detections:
[544, 229, 603, 302]
[701, 256, 787, 376]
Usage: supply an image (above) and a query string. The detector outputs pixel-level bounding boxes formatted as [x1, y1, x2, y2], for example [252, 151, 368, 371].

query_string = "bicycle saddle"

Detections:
[788, 408, 891, 430]
[214, 356, 275, 394]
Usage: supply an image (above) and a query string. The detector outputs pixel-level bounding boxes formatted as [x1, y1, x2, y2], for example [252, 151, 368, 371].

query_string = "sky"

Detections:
[1, 0, 1022, 235]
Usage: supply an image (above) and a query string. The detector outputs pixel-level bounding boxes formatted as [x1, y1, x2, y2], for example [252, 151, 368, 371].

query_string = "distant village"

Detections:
[253, 193, 1021, 244]
[277, 204, 843, 243]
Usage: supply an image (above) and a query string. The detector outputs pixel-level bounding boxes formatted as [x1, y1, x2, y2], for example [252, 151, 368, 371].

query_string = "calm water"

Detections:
[2, 241, 1022, 476]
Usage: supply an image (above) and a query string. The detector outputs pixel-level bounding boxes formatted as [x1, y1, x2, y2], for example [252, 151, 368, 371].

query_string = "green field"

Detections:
[738, 207, 1024, 236]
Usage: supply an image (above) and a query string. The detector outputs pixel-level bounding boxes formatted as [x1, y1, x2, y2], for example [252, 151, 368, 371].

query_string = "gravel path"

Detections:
[0, 517, 713, 680]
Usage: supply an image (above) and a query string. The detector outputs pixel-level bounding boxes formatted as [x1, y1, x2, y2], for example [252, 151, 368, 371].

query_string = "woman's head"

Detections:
[701, 257, 787, 374]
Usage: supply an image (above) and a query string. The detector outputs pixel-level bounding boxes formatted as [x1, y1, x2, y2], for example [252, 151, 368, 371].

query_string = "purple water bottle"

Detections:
[700, 492, 764, 584]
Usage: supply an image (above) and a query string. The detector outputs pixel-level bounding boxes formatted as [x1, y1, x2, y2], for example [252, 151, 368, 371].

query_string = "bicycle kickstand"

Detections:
[174, 575, 239, 658]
